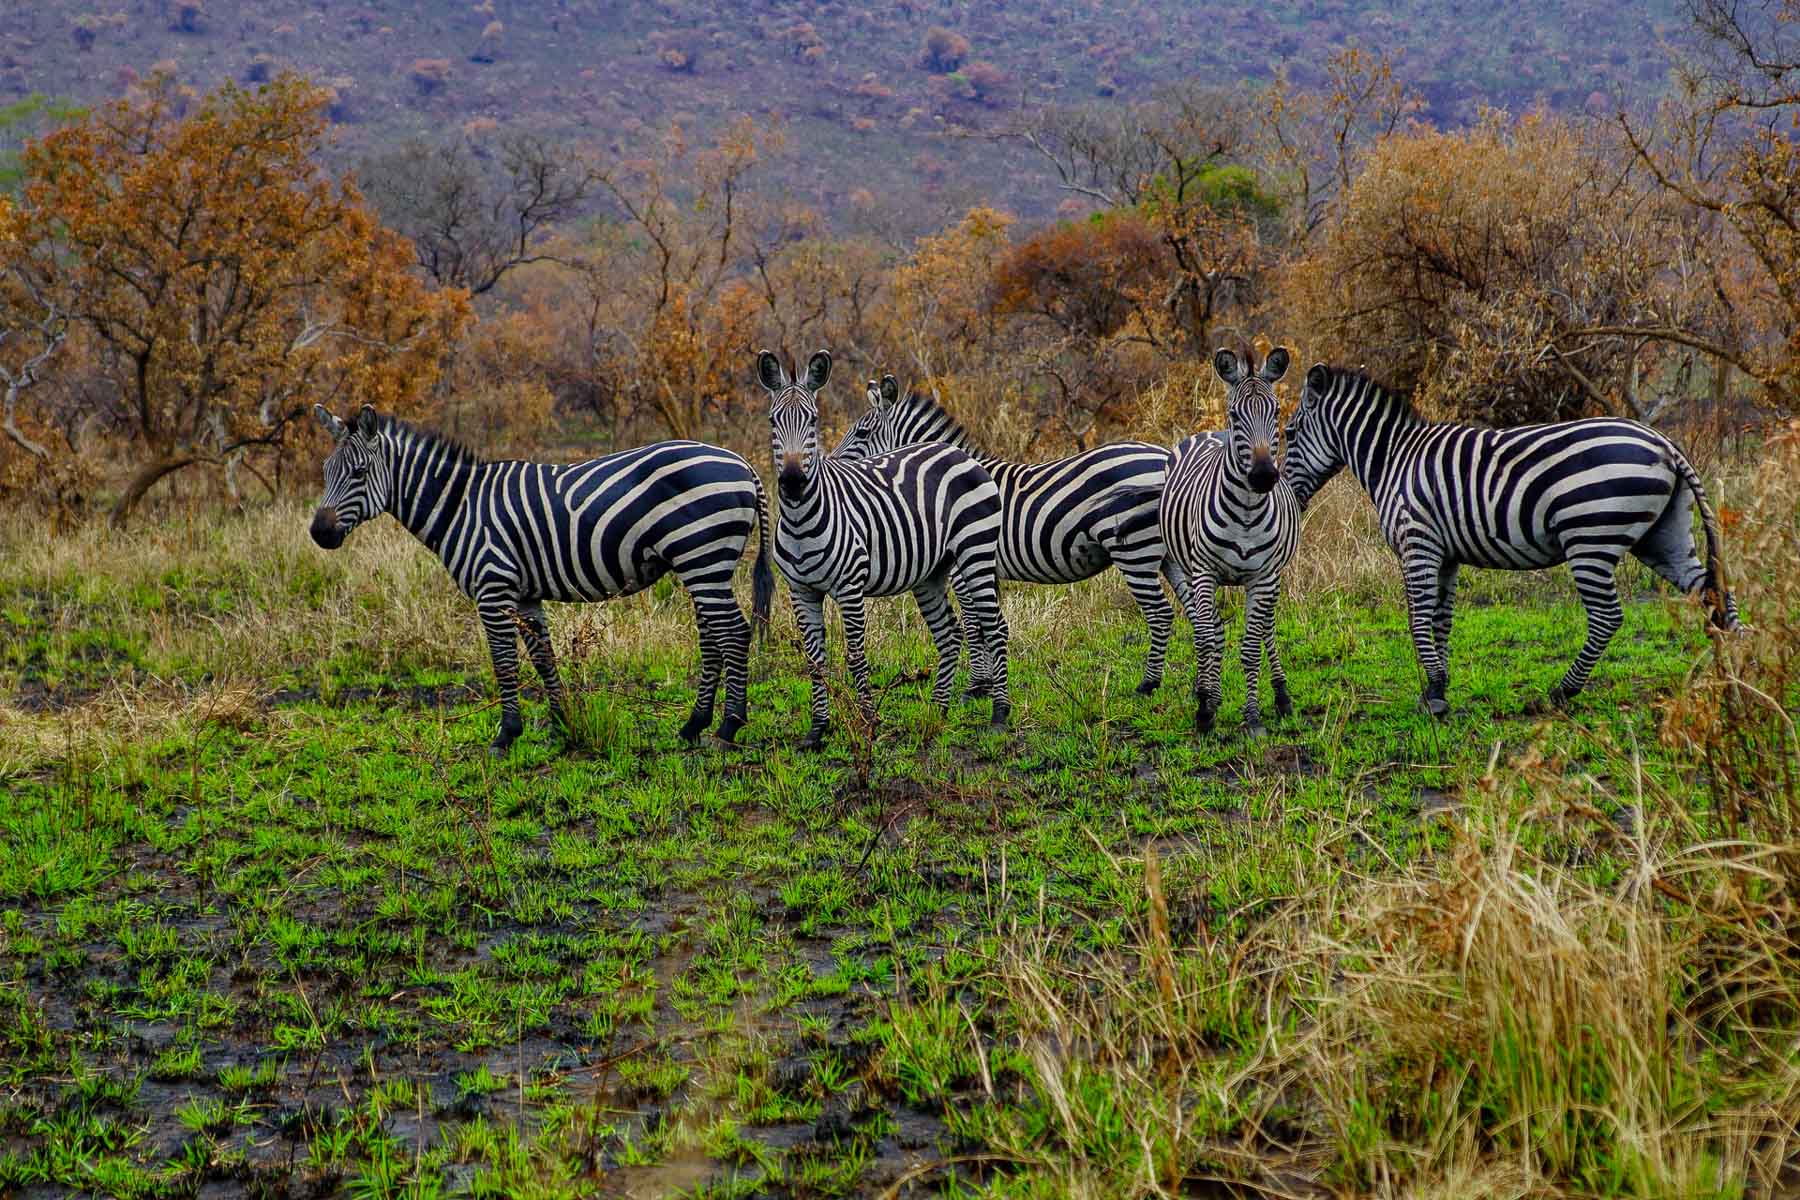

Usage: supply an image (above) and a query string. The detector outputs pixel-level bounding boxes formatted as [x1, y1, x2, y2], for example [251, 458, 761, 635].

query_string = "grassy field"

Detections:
[0, 470, 1795, 1198]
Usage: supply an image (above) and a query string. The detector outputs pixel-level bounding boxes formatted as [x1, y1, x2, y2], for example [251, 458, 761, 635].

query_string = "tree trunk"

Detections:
[110, 453, 200, 527]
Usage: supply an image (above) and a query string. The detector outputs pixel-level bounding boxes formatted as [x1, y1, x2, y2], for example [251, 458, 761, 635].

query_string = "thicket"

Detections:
[2, 5, 1797, 522]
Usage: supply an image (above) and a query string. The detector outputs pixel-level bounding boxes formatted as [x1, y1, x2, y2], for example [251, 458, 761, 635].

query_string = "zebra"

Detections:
[1158, 347, 1303, 736]
[309, 405, 774, 753]
[760, 349, 1011, 748]
[833, 373, 1193, 696]
[1282, 362, 1743, 715]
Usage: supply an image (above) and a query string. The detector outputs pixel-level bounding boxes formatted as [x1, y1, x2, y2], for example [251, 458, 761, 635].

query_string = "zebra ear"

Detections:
[313, 404, 347, 442]
[1212, 348, 1243, 386]
[1259, 347, 1291, 383]
[879, 374, 900, 407]
[1305, 363, 1331, 395]
[756, 350, 788, 392]
[356, 405, 379, 437]
[804, 350, 832, 392]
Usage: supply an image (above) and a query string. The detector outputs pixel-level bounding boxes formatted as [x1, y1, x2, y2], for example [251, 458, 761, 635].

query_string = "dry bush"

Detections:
[919, 26, 969, 73]
[1281, 111, 1723, 425]
[409, 58, 451, 94]
[1662, 416, 1800, 857]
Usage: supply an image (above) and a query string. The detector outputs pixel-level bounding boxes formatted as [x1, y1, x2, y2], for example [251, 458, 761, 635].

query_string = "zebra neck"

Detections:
[387, 435, 477, 553]
[1217, 461, 1276, 513]
[1342, 398, 1424, 504]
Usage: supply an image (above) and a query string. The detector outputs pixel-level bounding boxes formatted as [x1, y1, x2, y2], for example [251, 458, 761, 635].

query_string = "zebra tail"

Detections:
[750, 475, 775, 645]
[1667, 441, 1741, 632]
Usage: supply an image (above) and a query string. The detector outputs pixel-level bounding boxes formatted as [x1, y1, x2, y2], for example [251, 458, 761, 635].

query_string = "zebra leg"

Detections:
[477, 595, 526, 755]
[677, 586, 727, 744]
[911, 576, 964, 711]
[961, 569, 1011, 727]
[709, 585, 754, 745]
[960, 589, 992, 698]
[790, 585, 832, 751]
[1240, 577, 1281, 738]
[839, 589, 877, 727]
[1402, 547, 1452, 718]
[1550, 553, 1625, 706]
[1433, 562, 1459, 686]
[518, 604, 567, 731]
[1183, 572, 1224, 735]
[1254, 574, 1294, 726]
[1122, 561, 1175, 696]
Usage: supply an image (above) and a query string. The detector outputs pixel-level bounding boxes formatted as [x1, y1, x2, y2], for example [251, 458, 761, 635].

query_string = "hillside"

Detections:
[4, 0, 1685, 229]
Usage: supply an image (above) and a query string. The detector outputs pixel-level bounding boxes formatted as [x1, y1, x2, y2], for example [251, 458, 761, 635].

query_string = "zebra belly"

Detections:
[998, 535, 1111, 584]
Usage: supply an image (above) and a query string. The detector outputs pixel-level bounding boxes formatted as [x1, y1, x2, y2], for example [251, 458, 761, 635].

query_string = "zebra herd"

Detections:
[309, 345, 1742, 754]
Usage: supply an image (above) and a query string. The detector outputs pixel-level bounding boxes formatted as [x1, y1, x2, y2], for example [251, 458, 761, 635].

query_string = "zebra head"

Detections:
[310, 403, 391, 550]
[1283, 363, 1351, 506]
[832, 374, 899, 462]
[760, 349, 833, 500]
[1213, 346, 1289, 494]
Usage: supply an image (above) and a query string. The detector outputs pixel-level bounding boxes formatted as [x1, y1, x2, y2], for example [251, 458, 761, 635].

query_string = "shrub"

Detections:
[919, 27, 969, 73]
[409, 58, 451, 95]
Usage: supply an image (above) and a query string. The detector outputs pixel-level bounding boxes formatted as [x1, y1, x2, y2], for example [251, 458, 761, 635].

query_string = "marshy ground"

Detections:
[1, 484, 1793, 1199]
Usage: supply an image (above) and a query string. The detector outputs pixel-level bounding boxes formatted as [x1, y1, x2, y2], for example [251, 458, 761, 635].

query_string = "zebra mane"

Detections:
[376, 412, 486, 468]
[1318, 365, 1419, 421]
[888, 383, 979, 454]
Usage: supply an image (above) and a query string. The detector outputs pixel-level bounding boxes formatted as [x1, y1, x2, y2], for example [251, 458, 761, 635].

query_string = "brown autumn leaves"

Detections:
[2, 3, 1799, 523]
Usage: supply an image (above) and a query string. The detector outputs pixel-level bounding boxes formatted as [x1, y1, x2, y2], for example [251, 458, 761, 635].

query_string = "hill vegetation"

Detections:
[3, 0, 1683, 227]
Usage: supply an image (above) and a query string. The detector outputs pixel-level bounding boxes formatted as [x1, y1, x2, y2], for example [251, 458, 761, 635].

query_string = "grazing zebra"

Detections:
[1158, 347, 1303, 736]
[1283, 363, 1743, 715]
[833, 373, 1193, 696]
[309, 405, 774, 753]
[761, 350, 1010, 748]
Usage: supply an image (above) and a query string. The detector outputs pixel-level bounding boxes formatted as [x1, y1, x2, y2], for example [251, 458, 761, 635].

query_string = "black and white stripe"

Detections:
[834, 374, 1193, 695]
[1159, 348, 1303, 736]
[309, 405, 774, 753]
[1284, 363, 1743, 714]
[761, 350, 1010, 748]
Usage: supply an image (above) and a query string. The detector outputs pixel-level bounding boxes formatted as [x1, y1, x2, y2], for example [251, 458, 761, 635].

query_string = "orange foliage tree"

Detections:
[4, 73, 470, 523]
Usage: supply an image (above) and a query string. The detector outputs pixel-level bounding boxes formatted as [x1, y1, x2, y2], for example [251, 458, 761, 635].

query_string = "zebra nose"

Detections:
[1249, 452, 1278, 494]
[779, 456, 807, 495]
[310, 506, 345, 549]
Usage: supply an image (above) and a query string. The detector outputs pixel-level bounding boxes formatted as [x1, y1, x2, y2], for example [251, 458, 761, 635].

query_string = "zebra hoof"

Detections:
[1194, 709, 1216, 735]
[1420, 696, 1450, 719]
[489, 717, 522, 756]
[798, 727, 828, 752]
[1546, 686, 1579, 710]
[1242, 721, 1267, 740]
[713, 716, 745, 744]
[1134, 678, 1159, 697]
[677, 715, 709, 744]
[1273, 693, 1293, 719]
[989, 702, 1011, 729]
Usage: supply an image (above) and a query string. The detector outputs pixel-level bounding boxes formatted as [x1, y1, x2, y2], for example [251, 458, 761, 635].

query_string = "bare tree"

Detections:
[0, 272, 65, 462]
[360, 133, 593, 297]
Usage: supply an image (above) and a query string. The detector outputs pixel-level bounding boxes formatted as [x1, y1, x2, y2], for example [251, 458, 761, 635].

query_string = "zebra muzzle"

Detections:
[310, 506, 346, 549]
[1249, 450, 1278, 494]
[778, 460, 807, 498]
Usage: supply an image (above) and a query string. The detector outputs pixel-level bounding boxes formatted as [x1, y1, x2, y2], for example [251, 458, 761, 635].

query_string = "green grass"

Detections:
[0, 500, 1773, 1197]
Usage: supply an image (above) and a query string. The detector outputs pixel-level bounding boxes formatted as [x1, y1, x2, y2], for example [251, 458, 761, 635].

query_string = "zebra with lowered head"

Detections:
[1158, 347, 1303, 736]
[834, 373, 1193, 696]
[1283, 363, 1743, 715]
[761, 350, 1011, 748]
[309, 406, 774, 753]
